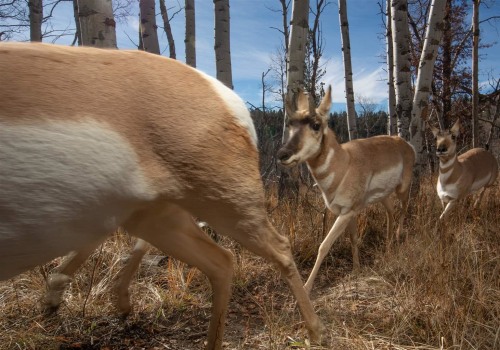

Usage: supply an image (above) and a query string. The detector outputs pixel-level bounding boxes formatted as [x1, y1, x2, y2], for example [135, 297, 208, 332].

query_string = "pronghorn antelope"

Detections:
[277, 87, 415, 294]
[0, 43, 324, 349]
[429, 120, 498, 220]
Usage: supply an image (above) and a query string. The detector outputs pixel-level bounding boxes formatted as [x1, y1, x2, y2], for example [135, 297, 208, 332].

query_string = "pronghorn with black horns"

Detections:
[0, 42, 325, 350]
[429, 120, 498, 220]
[277, 86, 415, 295]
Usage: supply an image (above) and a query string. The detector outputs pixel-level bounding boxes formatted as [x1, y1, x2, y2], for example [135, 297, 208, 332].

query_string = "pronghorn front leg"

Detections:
[304, 211, 357, 295]
[42, 239, 105, 314]
[440, 199, 457, 220]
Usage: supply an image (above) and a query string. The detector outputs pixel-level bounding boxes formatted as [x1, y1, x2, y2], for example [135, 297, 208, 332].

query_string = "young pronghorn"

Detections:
[0, 43, 324, 349]
[277, 87, 415, 295]
[430, 120, 498, 220]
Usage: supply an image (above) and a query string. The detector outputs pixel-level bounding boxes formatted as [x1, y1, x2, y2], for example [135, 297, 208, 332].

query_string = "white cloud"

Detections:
[323, 60, 388, 104]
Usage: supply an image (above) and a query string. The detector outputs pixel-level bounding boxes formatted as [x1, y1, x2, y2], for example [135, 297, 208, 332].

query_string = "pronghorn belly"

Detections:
[365, 163, 404, 204]
[0, 120, 155, 280]
[470, 173, 492, 192]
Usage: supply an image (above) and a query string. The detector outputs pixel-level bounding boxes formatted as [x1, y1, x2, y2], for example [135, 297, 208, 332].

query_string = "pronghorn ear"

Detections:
[450, 119, 461, 137]
[428, 122, 440, 137]
[316, 85, 332, 118]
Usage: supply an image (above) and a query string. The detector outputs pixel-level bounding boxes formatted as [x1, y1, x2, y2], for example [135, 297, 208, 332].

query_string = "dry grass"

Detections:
[0, 175, 498, 350]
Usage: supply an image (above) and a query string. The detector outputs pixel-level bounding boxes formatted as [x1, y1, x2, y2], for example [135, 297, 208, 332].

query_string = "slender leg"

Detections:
[42, 239, 104, 314]
[473, 187, 487, 209]
[115, 238, 149, 316]
[124, 204, 234, 350]
[192, 203, 325, 345]
[304, 211, 357, 295]
[380, 197, 395, 245]
[346, 217, 360, 271]
[439, 199, 457, 220]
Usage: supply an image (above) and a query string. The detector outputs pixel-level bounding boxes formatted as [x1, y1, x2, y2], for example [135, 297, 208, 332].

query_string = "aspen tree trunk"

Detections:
[73, 0, 82, 46]
[279, 0, 290, 112]
[410, 0, 446, 175]
[185, 0, 196, 67]
[441, 0, 452, 126]
[159, 0, 176, 59]
[139, 0, 160, 54]
[283, 0, 309, 143]
[391, 0, 412, 140]
[472, 0, 479, 148]
[280, 0, 309, 199]
[28, 0, 43, 42]
[214, 0, 233, 89]
[76, 0, 117, 48]
[386, 0, 397, 135]
[338, 0, 357, 140]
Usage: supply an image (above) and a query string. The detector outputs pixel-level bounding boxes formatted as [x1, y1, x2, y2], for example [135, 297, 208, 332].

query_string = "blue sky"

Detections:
[16, 0, 500, 111]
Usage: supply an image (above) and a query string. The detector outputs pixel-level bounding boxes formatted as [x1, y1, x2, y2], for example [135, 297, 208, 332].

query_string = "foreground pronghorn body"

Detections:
[277, 87, 415, 294]
[430, 120, 498, 220]
[0, 43, 324, 349]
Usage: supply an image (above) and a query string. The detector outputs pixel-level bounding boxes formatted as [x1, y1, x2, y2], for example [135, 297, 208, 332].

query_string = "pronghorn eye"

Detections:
[311, 123, 321, 131]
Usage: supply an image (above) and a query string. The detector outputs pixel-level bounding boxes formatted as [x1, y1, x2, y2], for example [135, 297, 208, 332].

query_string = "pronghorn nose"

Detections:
[437, 146, 447, 153]
[277, 148, 292, 163]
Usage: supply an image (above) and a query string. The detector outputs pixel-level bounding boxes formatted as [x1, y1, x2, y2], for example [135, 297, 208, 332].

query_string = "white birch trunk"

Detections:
[410, 0, 446, 173]
[284, 0, 309, 143]
[185, 0, 196, 67]
[338, 0, 357, 140]
[214, 0, 233, 89]
[139, 0, 160, 55]
[391, 0, 412, 140]
[76, 0, 117, 48]
[29, 0, 43, 42]
[386, 0, 397, 135]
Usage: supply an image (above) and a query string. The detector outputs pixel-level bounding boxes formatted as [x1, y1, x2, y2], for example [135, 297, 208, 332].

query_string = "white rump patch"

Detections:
[197, 70, 258, 147]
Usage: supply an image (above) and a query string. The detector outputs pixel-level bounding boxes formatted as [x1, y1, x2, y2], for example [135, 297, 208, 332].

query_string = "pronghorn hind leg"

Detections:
[380, 197, 395, 247]
[115, 238, 149, 316]
[201, 206, 326, 345]
[124, 204, 234, 350]
[347, 216, 360, 272]
[473, 187, 487, 209]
